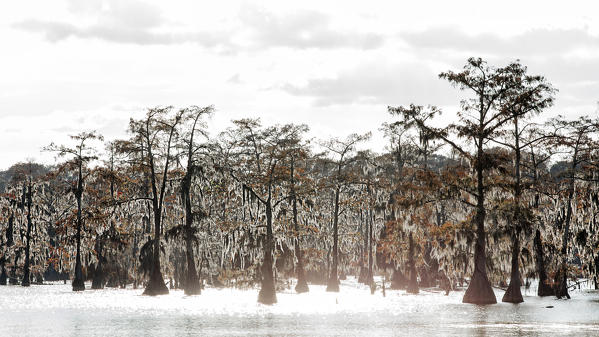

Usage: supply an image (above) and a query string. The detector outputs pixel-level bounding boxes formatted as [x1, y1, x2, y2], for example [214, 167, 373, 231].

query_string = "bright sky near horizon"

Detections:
[1, 0, 598, 169]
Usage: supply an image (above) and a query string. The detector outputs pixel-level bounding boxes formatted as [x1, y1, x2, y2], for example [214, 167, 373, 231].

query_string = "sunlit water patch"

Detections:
[1, 278, 598, 336]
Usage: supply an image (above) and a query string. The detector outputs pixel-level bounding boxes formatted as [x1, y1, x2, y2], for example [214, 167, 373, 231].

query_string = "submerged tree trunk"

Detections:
[463, 212, 496, 304]
[358, 210, 368, 284]
[91, 240, 104, 289]
[554, 147, 580, 300]
[184, 236, 200, 295]
[290, 159, 308, 293]
[326, 187, 340, 292]
[406, 233, 419, 294]
[22, 182, 33, 287]
[143, 123, 172, 296]
[534, 229, 554, 296]
[502, 230, 523, 303]
[10, 252, 19, 285]
[0, 214, 9, 285]
[0, 261, 6, 285]
[293, 233, 308, 293]
[258, 199, 277, 304]
[181, 169, 200, 296]
[293, 224, 308, 293]
[143, 209, 169, 295]
[463, 151, 496, 304]
[366, 208, 374, 287]
[4, 217, 12, 284]
[503, 124, 523, 303]
[181, 111, 204, 296]
[142, 111, 182, 296]
[555, 188, 574, 299]
[72, 164, 85, 292]
[390, 267, 406, 290]
[143, 197, 168, 295]
[420, 243, 435, 288]
[92, 262, 104, 289]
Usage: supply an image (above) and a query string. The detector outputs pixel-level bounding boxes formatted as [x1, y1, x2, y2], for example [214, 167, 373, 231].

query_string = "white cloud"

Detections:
[281, 62, 455, 107]
[401, 26, 599, 57]
[238, 5, 384, 50]
[1, 0, 599, 169]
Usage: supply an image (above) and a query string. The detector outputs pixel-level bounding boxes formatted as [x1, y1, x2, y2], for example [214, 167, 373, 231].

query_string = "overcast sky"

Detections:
[1, 0, 598, 169]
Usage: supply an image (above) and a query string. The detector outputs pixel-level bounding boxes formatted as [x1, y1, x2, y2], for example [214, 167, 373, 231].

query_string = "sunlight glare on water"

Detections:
[1, 278, 599, 336]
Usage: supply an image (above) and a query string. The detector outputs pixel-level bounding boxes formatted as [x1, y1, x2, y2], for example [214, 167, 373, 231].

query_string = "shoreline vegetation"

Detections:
[1, 58, 599, 307]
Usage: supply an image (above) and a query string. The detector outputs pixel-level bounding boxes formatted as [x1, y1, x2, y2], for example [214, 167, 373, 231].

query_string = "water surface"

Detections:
[1, 279, 597, 336]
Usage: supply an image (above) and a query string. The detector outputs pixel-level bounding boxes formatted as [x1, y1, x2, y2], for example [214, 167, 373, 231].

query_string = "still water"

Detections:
[1, 278, 598, 336]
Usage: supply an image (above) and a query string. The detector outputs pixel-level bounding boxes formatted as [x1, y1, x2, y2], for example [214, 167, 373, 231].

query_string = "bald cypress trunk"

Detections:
[290, 159, 308, 293]
[555, 153, 577, 300]
[258, 198, 277, 304]
[10, 252, 19, 285]
[534, 229, 554, 296]
[503, 117, 523, 303]
[72, 164, 85, 292]
[0, 224, 7, 285]
[143, 190, 168, 296]
[143, 203, 168, 295]
[366, 207, 374, 287]
[292, 202, 308, 294]
[184, 234, 200, 295]
[142, 114, 177, 296]
[502, 230, 523, 303]
[358, 210, 368, 284]
[91, 262, 104, 289]
[326, 187, 340, 292]
[181, 168, 200, 296]
[390, 267, 406, 290]
[463, 142, 496, 304]
[0, 261, 6, 285]
[91, 239, 104, 289]
[406, 233, 419, 294]
[22, 182, 33, 287]
[555, 198, 573, 299]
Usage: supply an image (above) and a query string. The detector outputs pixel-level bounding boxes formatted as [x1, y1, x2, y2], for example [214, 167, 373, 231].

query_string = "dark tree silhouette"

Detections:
[117, 107, 184, 296]
[45, 131, 103, 291]
[395, 58, 534, 304]
[321, 133, 370, 292]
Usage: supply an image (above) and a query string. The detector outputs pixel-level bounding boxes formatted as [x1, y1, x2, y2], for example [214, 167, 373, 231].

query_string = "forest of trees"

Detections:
[1, 58, 598, 305]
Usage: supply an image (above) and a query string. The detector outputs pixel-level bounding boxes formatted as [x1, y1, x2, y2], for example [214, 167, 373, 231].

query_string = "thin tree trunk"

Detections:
[555, 197, 573, 299]
[10, 253, 19, 285]
[22, 182, 32, 287]
[406, 233, 419, 294]
[358, 209, 368, 284]
[555, 152, 577, 300]
[503, 117, 524, 303]
[367, 207, 374, 286]
[291, 174, 308, 293]
[182, 111, 203, 296]
[182, 169, 200, 295]
[258, 198, 277, 304]
[326, 187, 340, 292]
[72, 163, 85, 291]
[143, 116, 174, 296]
[290, 158, 308, 293]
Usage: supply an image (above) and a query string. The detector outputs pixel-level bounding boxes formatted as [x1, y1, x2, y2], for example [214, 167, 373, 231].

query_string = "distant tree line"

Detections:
[1, 58, 598, 305]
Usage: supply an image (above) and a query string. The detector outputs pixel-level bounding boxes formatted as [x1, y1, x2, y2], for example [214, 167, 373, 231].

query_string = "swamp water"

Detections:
[1, 278, 598, 336]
